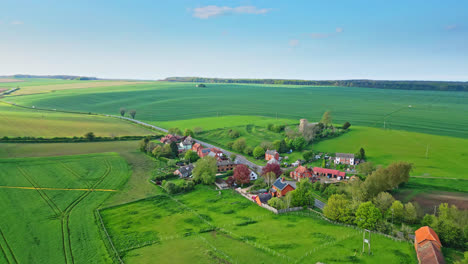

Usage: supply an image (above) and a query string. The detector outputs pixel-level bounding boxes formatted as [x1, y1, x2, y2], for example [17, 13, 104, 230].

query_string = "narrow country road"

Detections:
[108, 115, 264, 172]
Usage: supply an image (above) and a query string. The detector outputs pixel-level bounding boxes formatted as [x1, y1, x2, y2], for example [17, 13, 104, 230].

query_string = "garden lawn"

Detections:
[313, 126, 468, 179]
[101, 185, 416, 264]
[0, 153, 130, 264]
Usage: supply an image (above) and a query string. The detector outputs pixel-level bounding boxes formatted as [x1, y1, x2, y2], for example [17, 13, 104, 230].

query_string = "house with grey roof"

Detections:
[334, 153, 355, 165]
[174, 164, 194, 178]
[270, 177, 296, 197]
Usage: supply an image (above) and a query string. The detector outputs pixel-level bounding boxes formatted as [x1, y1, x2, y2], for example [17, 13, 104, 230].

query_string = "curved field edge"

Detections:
[0, 152, 131, 264]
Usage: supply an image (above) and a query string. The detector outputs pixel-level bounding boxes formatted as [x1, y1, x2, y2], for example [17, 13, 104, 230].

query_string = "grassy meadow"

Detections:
[3, 80, 467, 138]
[313, 126, 468, 179]
[0, 103, 156, 137]
[101, 185, 416, 264]
[0, 153, 130, 263]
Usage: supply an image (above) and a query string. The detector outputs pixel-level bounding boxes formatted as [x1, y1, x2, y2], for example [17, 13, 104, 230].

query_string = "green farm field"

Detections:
[0, 103, 156, 137]
[0, 153, 130, 263]
[313, 126, 468, 179]
[101, 185, 416, 264]
[4, 80, 467, 138]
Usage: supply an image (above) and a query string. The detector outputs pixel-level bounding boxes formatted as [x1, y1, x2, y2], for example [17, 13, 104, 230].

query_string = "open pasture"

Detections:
[0, 103, 156, 137]
[101, 185, 416, 264]
[314, 126, 468, 179]
[4, 81, 467, 138]
[0, 153, 130, 264]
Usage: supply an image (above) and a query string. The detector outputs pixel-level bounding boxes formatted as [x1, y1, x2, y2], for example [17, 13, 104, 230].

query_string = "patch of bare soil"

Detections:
[412, 191, 468, 213]
[0, 78, 22, 83]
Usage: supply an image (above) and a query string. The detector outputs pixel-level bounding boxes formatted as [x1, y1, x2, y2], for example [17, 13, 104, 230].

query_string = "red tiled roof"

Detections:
[417, 241, 445, 264]
[295, 165, 309, 174]
[415, 226, 442, 248]
[313, 167, 346, 177]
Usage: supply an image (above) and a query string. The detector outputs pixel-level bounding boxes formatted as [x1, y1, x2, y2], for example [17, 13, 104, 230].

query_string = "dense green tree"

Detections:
[163, 181, 177, 194]
[356, 147, 366, 160]
[355, 201, 382, 230]
[129, 109, 136, 119]
[291, 179, 313, 207]
[421, 214, 436, 227]
[184, 150, 199, 162]
[363, 162, 412, 198]
[253, 146, 265, 159]
[139, 138, 148, 152]
[244, 145, 254, 155]
[192, 156, 217, 185]
[357, 162, 376, 176]
[184, 129, 194, 137]
[170, 141, 178, 158]
[260, 141, 273, 151]
[85, 132, 95, 141]
[161, 144, 173, 158]
[388, 200, 404, 223]
[303, 150, 313, 161]
[292, 136, 306, 150]
[230, 154, 237, 162]
[373, 192, 394, 214]
[168, 127, 182, 135]
[321, 159, 326, 168]
[233, 138, 247, 152]
[120, 107, 126, 117]
[268, 197, 285, 209]
[320, 111, 332, 127]
[323, 194, 353, 223]
[342, 121, 351, 130]
[151, 145, 162, 157]
[228, 129, 240, 138]
[404, 202, 418, 224]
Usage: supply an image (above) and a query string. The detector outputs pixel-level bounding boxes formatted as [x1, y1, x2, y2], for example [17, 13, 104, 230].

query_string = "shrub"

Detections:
[253, 146, 265, 159]
[228, 129, 240, 139]
[268, 197, 285, 209]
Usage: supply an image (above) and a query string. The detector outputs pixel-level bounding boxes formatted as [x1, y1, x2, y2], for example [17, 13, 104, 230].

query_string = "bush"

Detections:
[253, 146, 265, 159]
[228, 129, 240, 139]
[268, 197, 285, 209]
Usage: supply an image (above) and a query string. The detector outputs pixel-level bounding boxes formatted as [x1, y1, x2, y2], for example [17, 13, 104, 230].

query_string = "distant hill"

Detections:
[164, 77, 468, 92]
[2, 74, 99, 81]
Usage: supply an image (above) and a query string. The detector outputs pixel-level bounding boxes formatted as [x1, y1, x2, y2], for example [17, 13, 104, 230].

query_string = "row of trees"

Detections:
[119, 108, 137, 119]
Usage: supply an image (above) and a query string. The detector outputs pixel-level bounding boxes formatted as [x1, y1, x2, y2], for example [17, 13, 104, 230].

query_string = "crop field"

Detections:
[313, 126, 468, 179]
[0, 104, 156, 137]
[0, 153, 130, 264]
[0, 78, 149, 96]
[3, 81, 467, 138]
[101, 185, 416, 264]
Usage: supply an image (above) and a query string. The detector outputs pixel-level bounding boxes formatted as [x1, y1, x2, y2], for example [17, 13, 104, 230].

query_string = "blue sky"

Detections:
[1, 0, 467, 80]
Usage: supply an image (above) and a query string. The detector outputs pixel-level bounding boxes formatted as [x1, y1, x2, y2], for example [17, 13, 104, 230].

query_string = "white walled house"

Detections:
[249, 170, 258, 181]
[334, 153, 355, 165]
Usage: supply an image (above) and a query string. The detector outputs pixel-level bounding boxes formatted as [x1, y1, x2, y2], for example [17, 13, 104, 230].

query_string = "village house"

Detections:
[270, 177, 296, 197]
[192, 142, 202, 153]
[216, 160, 237, 172]
[334, 153, 355, 165]
[290, 165, 313, 180]
[178, 136, 193, 152]
[198, 148, 211, 158]
[208, 148, 224, 160]
[249, 170, 258, 181]
[267, 157, 280, 165]
[313, 167, 346, 179]
[265, 150, 279, 161]
[173, 164, 194, 178]
[414, 226, 445, 264]
[255, 193, 272, 205]
[160, 134, 182, 144]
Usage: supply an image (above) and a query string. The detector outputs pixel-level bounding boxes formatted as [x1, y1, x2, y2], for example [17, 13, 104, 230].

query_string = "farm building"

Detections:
[216, 160, 237, 172]
[334, 153, 355, 165]
[414, 226, 445, 264]
[313, 167, 346, 179]
[270, 177, 296, 197]
[173, 164, 194, 178]
[265, 150, 279, 161]
[290, 165, 313, 180]
[255, 193, 272, 205]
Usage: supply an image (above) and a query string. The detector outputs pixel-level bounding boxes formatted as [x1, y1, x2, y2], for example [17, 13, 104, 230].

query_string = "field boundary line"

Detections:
[0, 227, 18, 264]
[16, 166, 62, 215]
[95, 209, 125, 264]
[0, 186, 116, 192]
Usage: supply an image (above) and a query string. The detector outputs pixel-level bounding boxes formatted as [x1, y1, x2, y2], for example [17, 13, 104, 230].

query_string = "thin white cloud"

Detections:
[192, 5, 271, 19]
[289, 39, 299, 47]
[445, 24, 458, 31]
[11, 21, 23, 25]
[309, 33, 330, 39]
[336, 27, 344, 33]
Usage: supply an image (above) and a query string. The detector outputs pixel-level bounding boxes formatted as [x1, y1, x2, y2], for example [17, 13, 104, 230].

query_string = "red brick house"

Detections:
[290, 166, 313, 180]
[265, 150, 279, 161]
[216, 160, 237, 172]
[313, 167, 346, 179]
[160, 134, 182, 144]
[414, 226, 445, 264]
[270, 177, 296, 197]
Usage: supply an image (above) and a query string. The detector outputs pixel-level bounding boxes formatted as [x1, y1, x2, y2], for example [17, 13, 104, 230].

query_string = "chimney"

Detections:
[282, 177, 285, 182]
